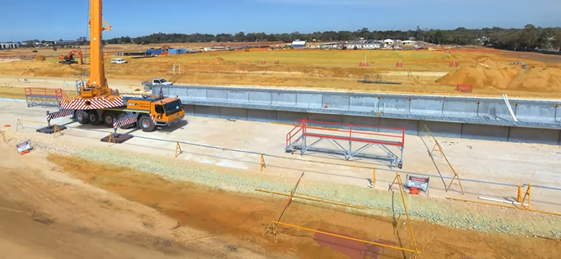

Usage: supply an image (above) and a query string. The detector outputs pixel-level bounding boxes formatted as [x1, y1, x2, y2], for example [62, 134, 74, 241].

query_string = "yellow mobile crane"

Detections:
[54, 0, 184, 132]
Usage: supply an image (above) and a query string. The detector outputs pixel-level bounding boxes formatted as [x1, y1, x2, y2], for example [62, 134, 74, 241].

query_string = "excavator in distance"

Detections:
[58, 50, 84, 65]
[53, 0, 184, 132]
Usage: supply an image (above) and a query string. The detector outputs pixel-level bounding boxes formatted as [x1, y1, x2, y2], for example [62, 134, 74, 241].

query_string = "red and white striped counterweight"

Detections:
[60, 96, 124, 110]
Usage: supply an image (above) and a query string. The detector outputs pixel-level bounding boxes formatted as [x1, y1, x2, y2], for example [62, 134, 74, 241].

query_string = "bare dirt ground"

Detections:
[1, 46, 560, 99]
[1, 140, 560, 259]
[0, 146, 276, 259]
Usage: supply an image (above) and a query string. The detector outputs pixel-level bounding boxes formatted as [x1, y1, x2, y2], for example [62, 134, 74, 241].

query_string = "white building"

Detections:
[401, 40, 416, 46]
[0, 42, 18, 49]
[383, 39, 394, 45]
[292, 40, 307, 48]
[345, 40, 385, 50]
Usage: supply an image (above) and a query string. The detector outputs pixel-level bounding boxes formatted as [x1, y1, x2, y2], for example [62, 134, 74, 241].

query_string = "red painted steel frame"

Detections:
[25, 87, 66, 98]
[286, 119, 405, 148]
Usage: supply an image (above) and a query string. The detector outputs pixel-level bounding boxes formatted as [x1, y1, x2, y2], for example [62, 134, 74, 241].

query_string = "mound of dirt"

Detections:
[436, 59, 561, 92]
[509, 67, 561, 91]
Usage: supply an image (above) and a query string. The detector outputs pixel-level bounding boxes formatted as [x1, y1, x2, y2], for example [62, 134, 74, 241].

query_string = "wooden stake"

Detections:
[520, 184, 532, 210]
[16, 119, 24, 131]
[388, 173, 401, 191]
[53, 124, 60, 138]
[260, 153, 266, 171]
[371, 168, 376, 188]
[108, 133, 116, 147]
[174, 141, 182, 158]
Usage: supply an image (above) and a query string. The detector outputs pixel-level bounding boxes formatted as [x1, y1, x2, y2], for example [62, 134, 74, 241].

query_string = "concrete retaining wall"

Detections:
[184, 105, 561, 145]
[156, 85, 561, 145]
[158, 85, 561, 129]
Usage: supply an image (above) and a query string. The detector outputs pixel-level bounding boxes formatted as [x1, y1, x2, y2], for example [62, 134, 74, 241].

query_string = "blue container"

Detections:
[146, 48, 163, 55]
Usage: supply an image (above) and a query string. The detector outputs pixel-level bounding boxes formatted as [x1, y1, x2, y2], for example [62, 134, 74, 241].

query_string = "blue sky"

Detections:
[1, 0, 559, 42]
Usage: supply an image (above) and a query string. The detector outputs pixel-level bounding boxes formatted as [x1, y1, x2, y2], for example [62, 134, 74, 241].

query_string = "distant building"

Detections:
[345, 40, 364, 49]
[318, 42, 340, 49]
[41, 40, 56, 46]
[345, 40, 385, 49]
[0, 42, 18, 49]
[364, 40, 384, 49]
[57, 40, 79, 46]
[401, 40, 416, 46]
[292, 40, 307, 48]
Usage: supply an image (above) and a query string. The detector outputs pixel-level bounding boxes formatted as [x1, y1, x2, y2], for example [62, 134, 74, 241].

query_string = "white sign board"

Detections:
[16, 140, 32, 153]
[405, 174, 430, 193]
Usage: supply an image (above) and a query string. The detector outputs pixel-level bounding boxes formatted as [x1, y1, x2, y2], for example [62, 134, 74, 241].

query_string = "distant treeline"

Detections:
[87, 25, 561, 52]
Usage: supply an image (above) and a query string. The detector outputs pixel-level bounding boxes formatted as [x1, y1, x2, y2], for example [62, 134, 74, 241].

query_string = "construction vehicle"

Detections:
[142, 78, 173, 91]
[110, 58, 127, 64]
[58, 50, 84, 64]
[161, 45, 171, 55]
[49, 0, 184, 132]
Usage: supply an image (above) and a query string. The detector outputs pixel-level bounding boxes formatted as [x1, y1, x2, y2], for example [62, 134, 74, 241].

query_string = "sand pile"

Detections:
[436, 58, 561, 92]
[509, 67, 561, 91]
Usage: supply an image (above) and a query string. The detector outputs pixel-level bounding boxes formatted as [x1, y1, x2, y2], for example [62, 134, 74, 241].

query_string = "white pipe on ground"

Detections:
[502, 94, 518, 122]
[478, 196, 527, 206]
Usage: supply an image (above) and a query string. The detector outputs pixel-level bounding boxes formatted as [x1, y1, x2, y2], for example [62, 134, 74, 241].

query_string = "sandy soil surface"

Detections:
[1, 47, 560, 98]
[1, 132, 560, 259]
[0, 145, 277, 259]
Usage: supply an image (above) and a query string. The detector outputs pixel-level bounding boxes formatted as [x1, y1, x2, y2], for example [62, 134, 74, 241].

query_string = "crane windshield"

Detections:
[164, 100, 182, 115]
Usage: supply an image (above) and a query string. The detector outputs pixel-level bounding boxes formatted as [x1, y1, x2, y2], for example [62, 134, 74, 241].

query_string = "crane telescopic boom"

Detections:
[60, 0, 123, 110]
[87, 0, 110, 90]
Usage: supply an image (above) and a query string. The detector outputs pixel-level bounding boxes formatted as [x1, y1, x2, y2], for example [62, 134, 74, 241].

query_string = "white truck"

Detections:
[111, 58, 128, 64]
[142, 78, 173, 91]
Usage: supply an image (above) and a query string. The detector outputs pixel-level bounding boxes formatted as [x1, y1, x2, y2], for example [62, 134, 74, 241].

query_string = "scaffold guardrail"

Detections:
[286, 119, 405, 168]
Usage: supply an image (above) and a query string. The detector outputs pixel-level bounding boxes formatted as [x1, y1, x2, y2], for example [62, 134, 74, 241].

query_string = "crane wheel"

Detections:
[138, 115, 156, 132]
[88, 111, 102, 125]
[102, 112, 115, 127]
[76, 110, 90, 124]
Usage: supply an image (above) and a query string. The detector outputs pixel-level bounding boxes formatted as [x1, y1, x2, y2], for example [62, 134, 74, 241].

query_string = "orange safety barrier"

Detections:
[456, 83, 472, 93]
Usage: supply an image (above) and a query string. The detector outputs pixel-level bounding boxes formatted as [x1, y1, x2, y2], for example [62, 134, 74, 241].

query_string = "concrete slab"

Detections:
[461, 124, 509, 141]
[2, 101, 561, 212]
[419, 121, 462, 138]
[247, 109, 276, 122]
[194, 106, 220, 118]
[508, 127, 560, 145]
[219, 107, 247, 120]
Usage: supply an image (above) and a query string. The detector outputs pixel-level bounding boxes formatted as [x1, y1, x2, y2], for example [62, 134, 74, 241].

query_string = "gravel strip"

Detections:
[5, 130, 561, 239]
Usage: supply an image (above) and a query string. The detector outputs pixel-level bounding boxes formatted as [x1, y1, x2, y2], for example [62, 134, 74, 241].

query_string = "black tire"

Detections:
[138, 115, 156, 132]
[76, 110, 89, 124]
[102, 111, 115, 127]
[88, 111, 102, 125]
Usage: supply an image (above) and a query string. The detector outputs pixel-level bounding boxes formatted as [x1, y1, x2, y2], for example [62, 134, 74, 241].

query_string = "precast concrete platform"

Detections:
[154, 85, 561, 145]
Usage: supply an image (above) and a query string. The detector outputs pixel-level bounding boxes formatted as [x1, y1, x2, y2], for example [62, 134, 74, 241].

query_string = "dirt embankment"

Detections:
[1, 128, 561, 259]
[47, 153, 561, 259]
[437, 58, 561, 92]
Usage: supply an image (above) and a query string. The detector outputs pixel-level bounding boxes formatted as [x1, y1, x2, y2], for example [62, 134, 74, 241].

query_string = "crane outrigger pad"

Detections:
[100, 133, 133, 144]
[36, 125, 68, 134]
